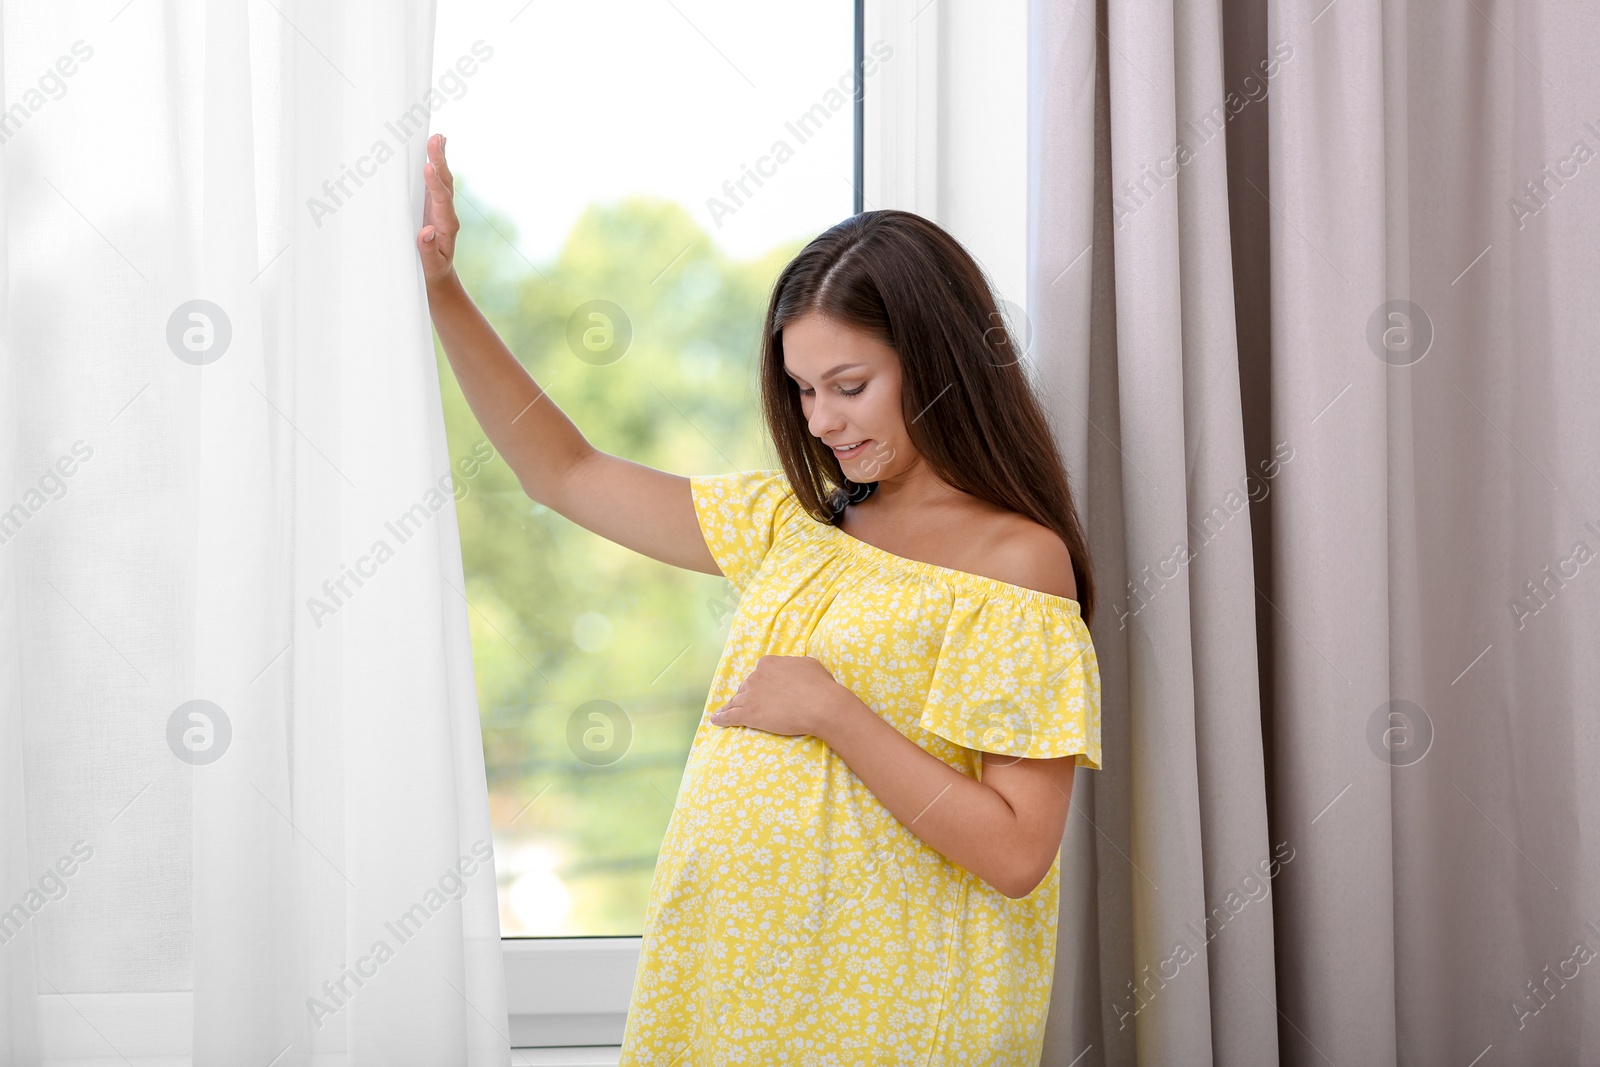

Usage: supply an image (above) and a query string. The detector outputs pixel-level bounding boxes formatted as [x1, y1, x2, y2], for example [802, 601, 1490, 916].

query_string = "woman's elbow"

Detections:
[999, 871, 1046, 900]
[996, 851, 1056, 899]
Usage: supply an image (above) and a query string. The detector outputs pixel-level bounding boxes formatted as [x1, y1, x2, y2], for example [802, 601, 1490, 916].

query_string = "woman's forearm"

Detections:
[426, 271, 592, 504]
[812, 688, 1034, 898]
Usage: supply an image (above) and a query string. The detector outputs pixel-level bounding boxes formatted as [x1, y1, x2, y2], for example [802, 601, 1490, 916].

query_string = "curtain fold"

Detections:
[1, 3, 507, 1064]
[1031, 0, 1280, 1061]
[1032, 0, 1600, 1063]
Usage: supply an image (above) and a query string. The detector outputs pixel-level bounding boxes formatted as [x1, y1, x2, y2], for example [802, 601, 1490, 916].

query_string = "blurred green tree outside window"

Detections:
[435, 191, 829, 935]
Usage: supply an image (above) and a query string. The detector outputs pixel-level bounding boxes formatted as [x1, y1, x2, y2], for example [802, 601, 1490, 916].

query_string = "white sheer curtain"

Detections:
[1, 3, 507, 1064]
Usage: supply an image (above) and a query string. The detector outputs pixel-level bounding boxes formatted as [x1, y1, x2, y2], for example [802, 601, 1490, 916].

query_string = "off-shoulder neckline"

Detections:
[820, 518, 1084, 615]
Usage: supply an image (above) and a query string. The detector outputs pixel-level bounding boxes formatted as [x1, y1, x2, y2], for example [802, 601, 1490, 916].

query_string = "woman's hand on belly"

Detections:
[709, 654, 846, 738]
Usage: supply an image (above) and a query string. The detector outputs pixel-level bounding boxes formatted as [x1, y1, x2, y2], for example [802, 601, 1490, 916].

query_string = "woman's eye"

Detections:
[795, 383, 865, 397]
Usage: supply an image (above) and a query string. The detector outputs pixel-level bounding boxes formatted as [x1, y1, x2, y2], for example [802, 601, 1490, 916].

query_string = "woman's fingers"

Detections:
[424, 136, 459, 228]
[419, 133, 459, 282]
[428, 134, 456, 194]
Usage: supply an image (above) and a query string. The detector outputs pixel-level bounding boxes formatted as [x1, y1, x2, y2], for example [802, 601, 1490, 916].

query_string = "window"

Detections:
[435, 0, 1027, 1049]
[432, 0, 860, 1048]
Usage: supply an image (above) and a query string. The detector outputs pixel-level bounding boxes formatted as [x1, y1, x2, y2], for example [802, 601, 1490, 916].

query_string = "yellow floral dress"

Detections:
[619, 469, 1102, 1066]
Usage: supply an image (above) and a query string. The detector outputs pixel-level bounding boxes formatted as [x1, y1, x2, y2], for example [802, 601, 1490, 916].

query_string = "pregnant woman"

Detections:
[418, 134, 1103, 1064]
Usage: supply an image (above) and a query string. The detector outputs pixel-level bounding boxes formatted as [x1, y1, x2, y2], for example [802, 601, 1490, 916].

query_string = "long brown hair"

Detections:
[758, 209, 1097, 624]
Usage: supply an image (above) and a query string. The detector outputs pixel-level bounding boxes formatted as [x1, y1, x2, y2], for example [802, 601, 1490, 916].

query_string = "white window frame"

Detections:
[503, 0, 1027, 1053]
[505, 938, 639, 1049]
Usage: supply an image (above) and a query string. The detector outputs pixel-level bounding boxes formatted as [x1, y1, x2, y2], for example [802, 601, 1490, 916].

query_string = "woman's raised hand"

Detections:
[418, 133, 460, 287]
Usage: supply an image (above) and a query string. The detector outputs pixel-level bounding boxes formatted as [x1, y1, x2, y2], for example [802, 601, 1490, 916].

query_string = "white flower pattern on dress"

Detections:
[618, 469, 1103, 1066]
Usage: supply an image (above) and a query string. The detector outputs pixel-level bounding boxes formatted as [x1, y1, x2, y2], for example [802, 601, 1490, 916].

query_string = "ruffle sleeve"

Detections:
[917, 587, 1103, 768]
[687, 468, 800, 594]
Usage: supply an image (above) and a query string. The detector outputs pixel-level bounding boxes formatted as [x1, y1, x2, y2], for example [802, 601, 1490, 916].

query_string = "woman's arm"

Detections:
[812, 689, 1076, 899]
[817, 527, 1083, 897]
[712, 647, 1078, 899]
[418, 134, 718, 575]
[710, 536, 1086, 897]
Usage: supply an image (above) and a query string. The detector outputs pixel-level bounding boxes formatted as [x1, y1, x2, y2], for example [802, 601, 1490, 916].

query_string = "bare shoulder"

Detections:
[974, 513, 1078, 601]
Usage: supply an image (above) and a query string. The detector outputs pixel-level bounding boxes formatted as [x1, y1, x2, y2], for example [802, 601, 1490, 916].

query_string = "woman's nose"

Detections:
[808, 402, 844, 439]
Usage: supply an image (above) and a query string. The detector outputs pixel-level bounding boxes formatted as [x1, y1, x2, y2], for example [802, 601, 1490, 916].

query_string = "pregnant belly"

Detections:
[638, 724, 966, 1061]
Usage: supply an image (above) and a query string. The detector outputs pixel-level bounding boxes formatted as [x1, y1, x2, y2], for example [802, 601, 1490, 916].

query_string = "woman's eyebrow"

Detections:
[784, 361, 868, 382]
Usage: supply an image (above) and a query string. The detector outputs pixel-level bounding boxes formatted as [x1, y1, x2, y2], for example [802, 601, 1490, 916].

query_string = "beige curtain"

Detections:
[1030, 0, 1600, 1063]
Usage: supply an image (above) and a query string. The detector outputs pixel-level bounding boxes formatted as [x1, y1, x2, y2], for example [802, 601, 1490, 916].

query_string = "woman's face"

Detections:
[781, 312, 909, 481]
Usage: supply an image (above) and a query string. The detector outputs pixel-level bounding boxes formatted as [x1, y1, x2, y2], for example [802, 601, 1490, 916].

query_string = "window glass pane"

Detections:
[433, 0, 856, 936]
